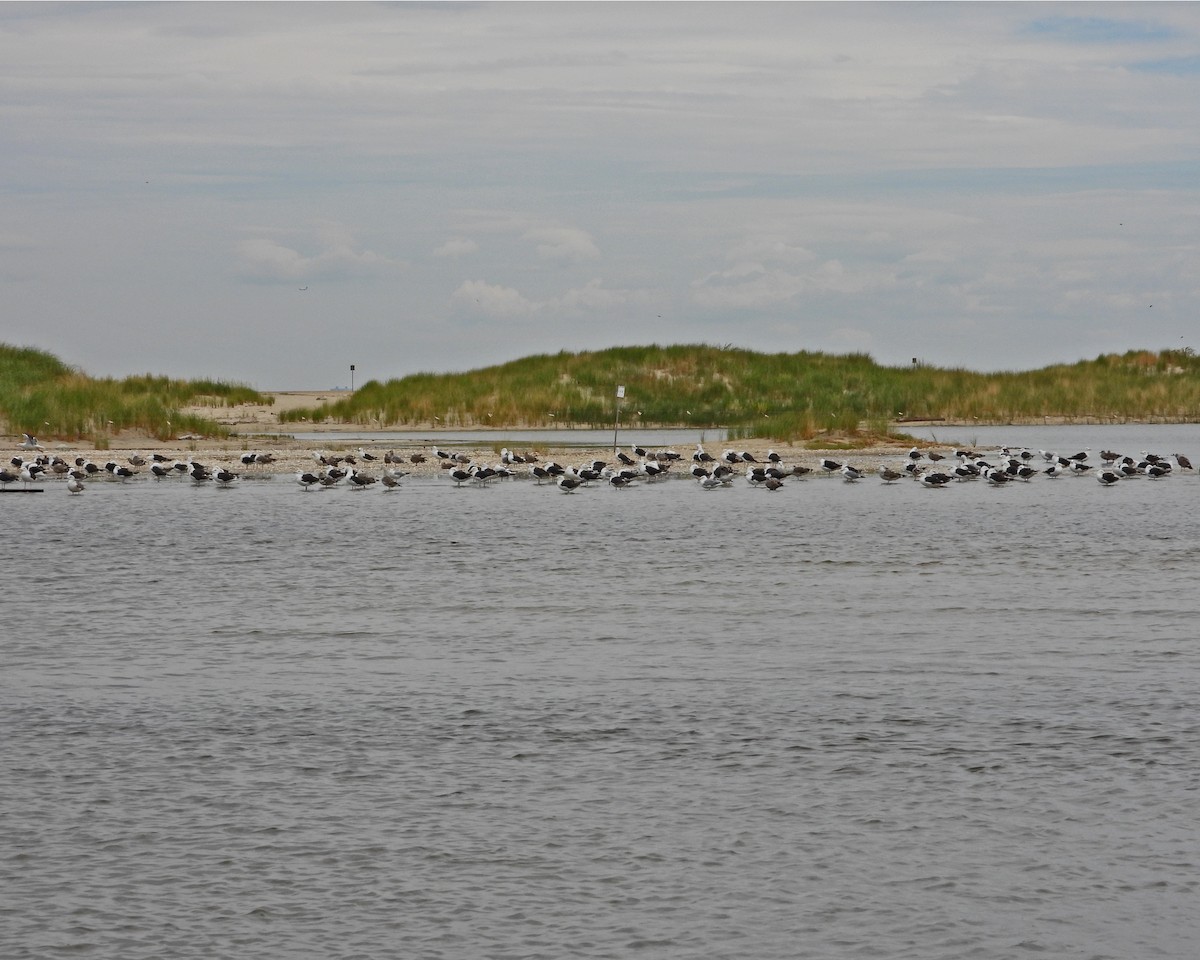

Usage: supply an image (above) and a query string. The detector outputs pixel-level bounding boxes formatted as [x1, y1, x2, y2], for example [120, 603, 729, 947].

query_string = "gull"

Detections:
[381, 468, 407, 490]
[66, 475, 85, 494]
[877, 465, 904, 483]
[20, 433, 44, 452]
[296, 471, 322, 490]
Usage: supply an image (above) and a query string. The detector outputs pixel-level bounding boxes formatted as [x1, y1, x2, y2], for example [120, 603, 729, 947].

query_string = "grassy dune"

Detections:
[278, 344, 1200, 441]
[1, 344, 270, 441]
[7, 342, 1199, 444]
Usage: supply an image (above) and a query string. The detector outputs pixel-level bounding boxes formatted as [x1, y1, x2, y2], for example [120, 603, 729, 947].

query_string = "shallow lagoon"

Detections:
[3, 433, 1199, 959]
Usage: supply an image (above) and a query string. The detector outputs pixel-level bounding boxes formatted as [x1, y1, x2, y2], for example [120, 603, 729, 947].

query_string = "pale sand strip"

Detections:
[10, 391, 942, 479]
[16, 436, 923, 480]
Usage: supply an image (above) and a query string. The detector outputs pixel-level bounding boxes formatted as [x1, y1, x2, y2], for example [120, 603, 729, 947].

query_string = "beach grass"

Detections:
[277, 344, 1200, 441]
[1, 343, 271, 440]
[8, 341, 1200, 444]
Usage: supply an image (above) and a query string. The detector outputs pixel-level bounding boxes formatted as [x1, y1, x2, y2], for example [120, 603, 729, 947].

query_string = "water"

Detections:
[4, 451, 1199, 959]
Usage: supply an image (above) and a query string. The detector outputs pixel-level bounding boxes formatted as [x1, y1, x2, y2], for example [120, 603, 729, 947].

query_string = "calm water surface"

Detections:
[3, 443, 1199, 959]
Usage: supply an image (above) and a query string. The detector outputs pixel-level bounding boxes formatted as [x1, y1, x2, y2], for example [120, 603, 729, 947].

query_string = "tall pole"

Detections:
[350, 364, 356, 391]
[612, 385, 625, 453]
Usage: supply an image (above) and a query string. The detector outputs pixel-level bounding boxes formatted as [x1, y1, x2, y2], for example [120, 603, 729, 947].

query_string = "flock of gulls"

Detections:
[3, 431, 1195, 496]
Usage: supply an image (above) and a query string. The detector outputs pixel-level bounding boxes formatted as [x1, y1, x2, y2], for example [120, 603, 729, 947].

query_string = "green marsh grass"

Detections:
[1, 343, 270, 440]
[277, 345, 1200, 441]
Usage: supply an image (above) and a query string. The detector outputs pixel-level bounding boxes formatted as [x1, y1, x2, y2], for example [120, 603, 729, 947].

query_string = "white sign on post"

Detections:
[613, 386, 625, 451]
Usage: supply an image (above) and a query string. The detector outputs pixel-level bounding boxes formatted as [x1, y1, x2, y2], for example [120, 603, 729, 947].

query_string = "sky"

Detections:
[3, 2, 1200, 389]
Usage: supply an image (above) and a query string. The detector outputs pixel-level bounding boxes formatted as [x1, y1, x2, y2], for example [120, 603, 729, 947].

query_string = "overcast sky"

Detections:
[4, 2, 1200, 389]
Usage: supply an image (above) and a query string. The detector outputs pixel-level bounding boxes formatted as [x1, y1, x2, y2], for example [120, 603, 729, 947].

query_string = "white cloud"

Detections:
[235, 227, 402, 281]
[523, 226, 600, 264]
[451, 277, 647, 319]
[433, 238, 478, 258]
[451, 279, 539, 318]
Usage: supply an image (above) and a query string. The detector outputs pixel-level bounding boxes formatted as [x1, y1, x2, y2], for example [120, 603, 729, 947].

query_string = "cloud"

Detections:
[235, 226, 402, 281]
[450, 279, 539, 318]
[451, 277, 648, 319]
[690, 263, 804, 309]
[523, 226, 600, 264]
[433, 238, 479, 258]
[690, 223, 893, 308]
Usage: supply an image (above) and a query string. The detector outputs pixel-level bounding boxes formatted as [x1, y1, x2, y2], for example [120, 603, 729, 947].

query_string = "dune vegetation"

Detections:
[0, 343, 270, 441]
[6, 342, 1200, 444]
[278, 344, 1200, 441]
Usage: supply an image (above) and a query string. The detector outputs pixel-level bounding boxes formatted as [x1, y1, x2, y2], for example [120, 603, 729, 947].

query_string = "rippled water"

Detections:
[4, 453, 1199, 959]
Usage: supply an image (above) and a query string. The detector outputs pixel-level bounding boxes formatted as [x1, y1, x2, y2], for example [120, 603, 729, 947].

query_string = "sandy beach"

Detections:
[7, 391, 924, 479]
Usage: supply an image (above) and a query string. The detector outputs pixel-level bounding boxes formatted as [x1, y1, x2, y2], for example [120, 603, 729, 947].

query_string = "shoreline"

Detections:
[9, 391, 1196, 480]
